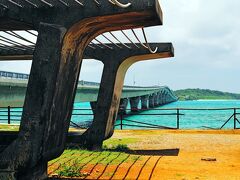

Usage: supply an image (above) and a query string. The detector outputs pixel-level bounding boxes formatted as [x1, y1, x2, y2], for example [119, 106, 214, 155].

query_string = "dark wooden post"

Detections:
[120, 112, 123, 130]
[177, 108, 180, 129]
[234, 108, 236, 129]
[7, 106, 10, 124]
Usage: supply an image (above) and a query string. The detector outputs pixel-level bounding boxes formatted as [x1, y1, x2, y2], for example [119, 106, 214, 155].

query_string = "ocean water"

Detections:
[1, 100, 240, 129]
[117, 100, 240, 130]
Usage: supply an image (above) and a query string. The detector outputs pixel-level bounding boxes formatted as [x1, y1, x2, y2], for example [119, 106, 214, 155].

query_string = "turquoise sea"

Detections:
[1, 100, 240, 129]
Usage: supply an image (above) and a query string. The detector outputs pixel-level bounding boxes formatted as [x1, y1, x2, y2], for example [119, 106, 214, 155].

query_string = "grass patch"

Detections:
[56, 159, 87, 178]
[103, 137, 138, 149]
[103, 144, 130, 152]
[0, 125, 19, 131]
[49, 148, 146, 177]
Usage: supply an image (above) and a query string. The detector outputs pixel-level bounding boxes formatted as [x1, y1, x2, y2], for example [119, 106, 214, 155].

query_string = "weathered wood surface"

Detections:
[0, 23, 67, 179]
[0, 0, 162, 30]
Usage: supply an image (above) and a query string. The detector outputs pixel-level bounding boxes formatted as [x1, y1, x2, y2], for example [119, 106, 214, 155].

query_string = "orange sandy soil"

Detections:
[48, 129, 240, 180]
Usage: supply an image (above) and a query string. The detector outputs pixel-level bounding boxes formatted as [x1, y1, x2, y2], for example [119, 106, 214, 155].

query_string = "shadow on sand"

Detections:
[126, 148, 180, 156]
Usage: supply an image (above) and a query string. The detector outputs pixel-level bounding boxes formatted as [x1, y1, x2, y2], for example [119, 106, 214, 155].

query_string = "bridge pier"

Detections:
[153, 93, 159, 107]
[158, 92, 162, 106]
[141, 95, 149, 110]
[130, 97, 140, 112]
[166, 94, 170, 103]
[158, 91, 163, 105]
[161, 91, 165, 105]
[119, 98, 128, 115]
[149, 94, 155, 108]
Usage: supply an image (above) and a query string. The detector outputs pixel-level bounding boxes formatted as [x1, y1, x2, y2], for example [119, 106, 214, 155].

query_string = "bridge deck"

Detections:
[0, 76, 172, 103]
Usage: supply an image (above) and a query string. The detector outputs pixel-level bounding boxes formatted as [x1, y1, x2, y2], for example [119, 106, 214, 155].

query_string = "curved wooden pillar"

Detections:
[90, 101, 97, 114]
[80, 43, 174, 150]
[0, 24, 67, 179]
[0, 11, 162, 179]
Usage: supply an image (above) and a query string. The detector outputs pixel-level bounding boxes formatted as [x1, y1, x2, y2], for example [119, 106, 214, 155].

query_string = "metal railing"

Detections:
[0, 106, 240, 130]
[116, 108, 240, 130]
[0, 106, 22, 124]
[116, 109, 183, 130]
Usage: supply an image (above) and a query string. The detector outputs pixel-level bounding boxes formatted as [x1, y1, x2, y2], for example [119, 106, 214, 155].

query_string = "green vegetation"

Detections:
[174, 88, 240, 100]
[57, 159, 87, 178]
[0, 125, 19, 131]
[103, 144, 130, 152]
[103, 137, 138, 149]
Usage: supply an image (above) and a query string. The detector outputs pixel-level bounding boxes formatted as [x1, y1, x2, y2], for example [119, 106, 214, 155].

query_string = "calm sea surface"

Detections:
[1, 100, 240, 129]
[72, 100, 240, 129]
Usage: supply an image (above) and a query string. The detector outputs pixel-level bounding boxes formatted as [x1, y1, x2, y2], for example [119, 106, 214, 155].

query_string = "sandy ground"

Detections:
[110, 130, 240, 180]
[48, 129, 240, 180]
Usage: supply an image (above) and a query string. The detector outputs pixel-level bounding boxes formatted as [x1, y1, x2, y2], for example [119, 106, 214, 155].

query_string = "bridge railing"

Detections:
[0, 106, 240, 130]
[0, 71, 168, 90]
[0, 71, 29, 80]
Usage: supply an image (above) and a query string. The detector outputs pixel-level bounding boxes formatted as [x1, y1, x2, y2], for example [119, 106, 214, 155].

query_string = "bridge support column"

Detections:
[130, 97, 140, 112]
[163, 91, 167, 104]
[153, 93, 159, 107]
[119, 98, 128, 115]
[157, 92, 161, 106]
[141, 95, 149, 110]
[166, 94, 170, 103]
[149, 94, 155, 108]
[158, 91, 163, 105]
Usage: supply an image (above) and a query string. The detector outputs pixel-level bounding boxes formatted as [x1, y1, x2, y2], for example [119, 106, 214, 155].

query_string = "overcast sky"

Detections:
[0, 0, 240, 93]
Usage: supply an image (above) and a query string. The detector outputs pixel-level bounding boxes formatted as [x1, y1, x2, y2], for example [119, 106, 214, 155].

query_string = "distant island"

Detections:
[174, 88, 240, 100]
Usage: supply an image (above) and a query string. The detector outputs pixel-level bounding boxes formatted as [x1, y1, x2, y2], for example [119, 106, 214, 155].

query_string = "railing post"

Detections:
[120, 112, 123, 130]
[8, 106, 11, 124]
[234, 108, 236, 129]
[177, 108, 180, 129]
